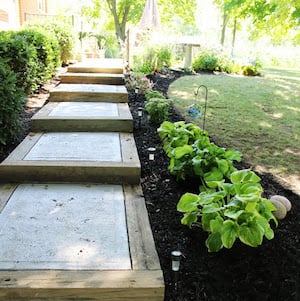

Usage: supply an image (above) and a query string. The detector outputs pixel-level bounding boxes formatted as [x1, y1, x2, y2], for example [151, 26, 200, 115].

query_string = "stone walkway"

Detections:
[0, 59, 164, 300]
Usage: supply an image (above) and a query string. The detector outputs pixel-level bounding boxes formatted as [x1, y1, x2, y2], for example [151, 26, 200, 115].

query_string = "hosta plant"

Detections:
[177, 169, 277, 252]
[158, 121, 242, 184]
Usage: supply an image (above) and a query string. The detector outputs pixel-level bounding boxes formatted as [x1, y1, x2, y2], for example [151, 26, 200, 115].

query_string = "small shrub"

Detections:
[132, 45, 173, 74]
[13, 29, 60, 82]
[0, 61, 25, 149]
[0, 31, 39, 93]
[145, 89, 165, 101]
[193, 52, 219, 72]
[125, 72, 152, 94]
[145, 98, 172, 124]
[156, 46, 172, 71]
[26, 21, 74, 65]
[242, 65, 260, 76]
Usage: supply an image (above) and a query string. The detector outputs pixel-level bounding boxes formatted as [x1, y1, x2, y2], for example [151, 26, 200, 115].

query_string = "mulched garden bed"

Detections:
[128, 70, 300, 301]
[1, 69, 299, 301]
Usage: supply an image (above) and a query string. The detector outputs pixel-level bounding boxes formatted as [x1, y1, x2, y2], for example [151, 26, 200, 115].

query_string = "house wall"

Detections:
[0, 0, 20, 30]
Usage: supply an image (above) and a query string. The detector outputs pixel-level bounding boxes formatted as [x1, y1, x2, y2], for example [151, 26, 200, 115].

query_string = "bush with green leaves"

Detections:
[193, 51, 219, 72]
[145, 98, 172, 124]
[145, 89, 165, 101]
[0, 61, 25, 150]
[193, 51, 242, 74]
[177, 169, 277, 252]
[242, 65, 261, 76]
[13, 29, 60, 82]
[133, 45, 173, 74]
[0, 30, 39, 94]
[26, 21, 74, 65]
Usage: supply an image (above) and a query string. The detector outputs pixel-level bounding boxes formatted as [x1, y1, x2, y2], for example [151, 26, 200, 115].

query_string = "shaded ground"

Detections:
[1, 69, 299, 301]
[128, 70, 300, 301]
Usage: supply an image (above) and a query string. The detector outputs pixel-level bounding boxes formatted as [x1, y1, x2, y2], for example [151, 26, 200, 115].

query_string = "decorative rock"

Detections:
[269, 199, 287, 220]
[270, 195, 292, 212]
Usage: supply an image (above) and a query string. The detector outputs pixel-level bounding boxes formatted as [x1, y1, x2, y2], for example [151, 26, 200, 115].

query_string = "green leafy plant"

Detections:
[26, 21, 74, 65]
[177, 169, 277, 252]
[193, 51, 219, 72]
[158, 121, 242, 183]
[145, 98, 172, 124]
[145, 89, 165, 101]
[13, 29, 60, 82]
[0, 61, 25, 149]
[0, 31, 39, 93]
[242, 65, 261, 76]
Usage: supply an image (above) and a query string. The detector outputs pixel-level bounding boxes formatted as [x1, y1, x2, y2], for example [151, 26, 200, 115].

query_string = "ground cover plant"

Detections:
[168, 72, 300, 195]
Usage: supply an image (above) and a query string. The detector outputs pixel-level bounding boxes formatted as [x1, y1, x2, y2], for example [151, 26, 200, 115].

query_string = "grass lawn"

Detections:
[168, 70, 300, 194]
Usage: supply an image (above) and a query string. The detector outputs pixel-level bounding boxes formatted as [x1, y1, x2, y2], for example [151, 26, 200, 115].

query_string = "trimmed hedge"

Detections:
[0, 61, 25, 149]
[25, 21, 74, 65]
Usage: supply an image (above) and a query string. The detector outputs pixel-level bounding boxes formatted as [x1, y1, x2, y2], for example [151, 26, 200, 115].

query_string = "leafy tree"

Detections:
[81, 0, 196, 46]
[215, 0, 300, 47]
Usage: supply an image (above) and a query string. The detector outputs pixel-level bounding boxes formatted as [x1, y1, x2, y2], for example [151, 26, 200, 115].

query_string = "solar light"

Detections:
[147, 147, 156, 161]
[135, 87, 139, 94]
[138, 107, 143, 117]
[171, 250, 182, 272]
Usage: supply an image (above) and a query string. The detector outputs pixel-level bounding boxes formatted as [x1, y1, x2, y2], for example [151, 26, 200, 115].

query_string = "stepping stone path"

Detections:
[0, 59, 164, 300]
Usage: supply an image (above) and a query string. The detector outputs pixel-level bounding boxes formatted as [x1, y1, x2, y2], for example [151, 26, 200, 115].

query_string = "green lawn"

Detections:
[168, 70, 300, 193]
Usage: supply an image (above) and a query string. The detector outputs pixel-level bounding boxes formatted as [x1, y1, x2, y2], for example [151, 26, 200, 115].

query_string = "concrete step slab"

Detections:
[60, 72, 125, 85]
[68, 59, 124, 74]
[0, 183, 164, 300]
[49, 84, 128, 102]
[0, 132, 140, 184]
[31, 102, 133, 132]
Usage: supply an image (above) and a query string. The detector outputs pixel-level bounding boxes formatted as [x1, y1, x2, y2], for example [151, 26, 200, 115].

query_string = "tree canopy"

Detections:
[215, 0, 300, 45]
[81, 0, 197, 44]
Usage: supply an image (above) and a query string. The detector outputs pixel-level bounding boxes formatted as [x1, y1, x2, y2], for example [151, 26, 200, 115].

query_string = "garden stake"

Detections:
[194, 85, 208, 131]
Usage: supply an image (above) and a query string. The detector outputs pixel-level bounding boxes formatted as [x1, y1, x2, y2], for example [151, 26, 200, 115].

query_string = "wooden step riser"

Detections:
[49, 92, 128, 102]
[30, 119, 133, 133]
[67, 67, 123, 74]
[61, 75, 125, 85]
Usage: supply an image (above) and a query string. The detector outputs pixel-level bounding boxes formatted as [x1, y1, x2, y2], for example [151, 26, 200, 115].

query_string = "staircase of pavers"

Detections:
[0, 59, 164, 300]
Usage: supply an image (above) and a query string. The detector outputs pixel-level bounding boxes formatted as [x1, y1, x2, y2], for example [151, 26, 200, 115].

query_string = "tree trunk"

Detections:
[106, 0, 129, 47]
[231, 18, 237, 56]
[220, 10, 228, 46]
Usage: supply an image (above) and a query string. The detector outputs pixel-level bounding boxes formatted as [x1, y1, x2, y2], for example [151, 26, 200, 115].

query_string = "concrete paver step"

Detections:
[0, 132, 140, 184]
[0, 183, 164, 300]
[31, 102, 133, 132]
[49, 84, 128, 102]
[60, 72, 125, 85]
[68, 59, 124, 74]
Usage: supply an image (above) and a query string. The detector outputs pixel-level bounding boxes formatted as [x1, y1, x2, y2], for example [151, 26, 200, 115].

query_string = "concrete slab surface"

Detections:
[0, 132, 140, 183]
[24, 133, 122, 162]
[48, 102, 119, 117]
[0, 183, 130, 270]
[49, 84, 128, 102]
[31, 102, 133, 132]
[0, 184, 164, 300]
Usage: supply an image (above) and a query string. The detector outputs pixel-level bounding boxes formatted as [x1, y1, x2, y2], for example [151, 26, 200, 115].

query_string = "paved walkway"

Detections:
[0, 59, 164, 300]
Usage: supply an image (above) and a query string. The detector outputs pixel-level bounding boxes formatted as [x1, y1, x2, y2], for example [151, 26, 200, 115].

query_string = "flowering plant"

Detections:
[125, 72, 152, 95]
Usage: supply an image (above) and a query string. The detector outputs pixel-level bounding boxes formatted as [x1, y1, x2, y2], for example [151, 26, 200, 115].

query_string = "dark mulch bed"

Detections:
[128, 70, 300, 301]
[1, 69, 299, 301]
